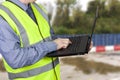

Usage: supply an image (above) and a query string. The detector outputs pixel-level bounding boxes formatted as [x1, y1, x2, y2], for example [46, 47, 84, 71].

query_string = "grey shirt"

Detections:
[0, 0, 57, 69]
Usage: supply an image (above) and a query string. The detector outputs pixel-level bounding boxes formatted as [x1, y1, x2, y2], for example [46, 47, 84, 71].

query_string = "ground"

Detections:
[1, 52, 120, 80]
[60, 52, 120, 80]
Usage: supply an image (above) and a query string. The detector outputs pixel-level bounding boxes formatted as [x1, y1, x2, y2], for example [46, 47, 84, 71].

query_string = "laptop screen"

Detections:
[90, 6, 99, 39]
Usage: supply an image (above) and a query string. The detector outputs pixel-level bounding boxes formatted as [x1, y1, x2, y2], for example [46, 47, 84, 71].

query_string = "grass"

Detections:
[61, 57, 120, 74]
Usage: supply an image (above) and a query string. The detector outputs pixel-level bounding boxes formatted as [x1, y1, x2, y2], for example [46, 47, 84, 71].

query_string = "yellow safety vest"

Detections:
[0, 1, 60, 80]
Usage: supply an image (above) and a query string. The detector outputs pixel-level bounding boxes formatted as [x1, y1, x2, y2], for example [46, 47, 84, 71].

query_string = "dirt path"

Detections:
[1, 53, 120, 80]
[60, 53, 120, 80]
[0, 72, 8, 80]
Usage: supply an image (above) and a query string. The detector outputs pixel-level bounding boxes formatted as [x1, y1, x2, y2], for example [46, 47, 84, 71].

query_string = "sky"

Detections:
[79, 0, 93, 11]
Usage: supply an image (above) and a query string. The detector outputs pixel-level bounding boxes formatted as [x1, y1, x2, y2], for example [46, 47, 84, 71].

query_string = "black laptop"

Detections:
[47, 6, 99, 57]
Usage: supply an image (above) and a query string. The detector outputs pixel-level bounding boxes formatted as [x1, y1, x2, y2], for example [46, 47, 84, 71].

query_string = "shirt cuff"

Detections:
[44, 41, 57, 52]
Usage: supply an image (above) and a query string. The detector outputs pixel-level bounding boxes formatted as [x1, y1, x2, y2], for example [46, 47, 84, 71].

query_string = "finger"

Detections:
[63, 39, 72, 44]
[69, 40, 72, 44]
[63, 44, 68, 49]
[89, 43, 93, 51]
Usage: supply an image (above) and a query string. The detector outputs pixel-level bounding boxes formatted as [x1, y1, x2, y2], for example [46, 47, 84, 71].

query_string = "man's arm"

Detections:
[0, 17, 57, 69]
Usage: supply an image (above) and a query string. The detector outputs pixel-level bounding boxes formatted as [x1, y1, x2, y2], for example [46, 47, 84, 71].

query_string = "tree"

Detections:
[107, 0, 120, 17]
[53, 0, 76, 27]
[86, 0, 107, 17]
[86, 0, 99, 15]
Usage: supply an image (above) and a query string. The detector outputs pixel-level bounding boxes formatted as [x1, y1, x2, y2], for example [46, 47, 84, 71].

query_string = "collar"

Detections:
[9, 0, 28, 11]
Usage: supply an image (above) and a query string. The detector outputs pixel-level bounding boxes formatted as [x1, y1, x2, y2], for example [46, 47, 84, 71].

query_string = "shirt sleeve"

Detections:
[0, 17, 57, 69]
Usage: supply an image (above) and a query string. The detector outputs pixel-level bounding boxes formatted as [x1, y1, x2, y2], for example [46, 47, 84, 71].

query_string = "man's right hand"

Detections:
[53, 38, 71, 50]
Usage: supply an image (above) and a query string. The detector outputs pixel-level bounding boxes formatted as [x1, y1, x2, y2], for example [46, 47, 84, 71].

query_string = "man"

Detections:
[0, 0, 92, 80]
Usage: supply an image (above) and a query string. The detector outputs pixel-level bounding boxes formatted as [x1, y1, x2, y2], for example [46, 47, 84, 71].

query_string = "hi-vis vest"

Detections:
[0, 1, 60, 80]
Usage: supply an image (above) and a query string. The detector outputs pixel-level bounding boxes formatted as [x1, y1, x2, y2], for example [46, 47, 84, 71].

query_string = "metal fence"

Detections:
[57, 33, 120, 46]
[92, 34, 120, 46]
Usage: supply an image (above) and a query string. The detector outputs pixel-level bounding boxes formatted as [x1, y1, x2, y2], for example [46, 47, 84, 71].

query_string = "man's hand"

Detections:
[53, 38, 71, 50]
[89, 41, 93, 51]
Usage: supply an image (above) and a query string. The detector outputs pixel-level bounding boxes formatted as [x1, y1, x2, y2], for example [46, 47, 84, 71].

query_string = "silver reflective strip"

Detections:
[44, 36, 52, 41]
[8, 58, 59, 79]
[34, 36, 52, 43]
[33, 3, 49, 22]
[0, 5, 30, 47]
[33, 3, 54, 37]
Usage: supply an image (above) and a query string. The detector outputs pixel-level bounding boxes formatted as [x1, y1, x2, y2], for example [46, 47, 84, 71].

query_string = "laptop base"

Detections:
[47, 35, 91, 57]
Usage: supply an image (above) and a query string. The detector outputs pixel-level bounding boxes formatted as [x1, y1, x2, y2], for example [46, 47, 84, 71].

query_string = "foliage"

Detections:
[53, 0, 76, 27]
[52, 0, 120, 34]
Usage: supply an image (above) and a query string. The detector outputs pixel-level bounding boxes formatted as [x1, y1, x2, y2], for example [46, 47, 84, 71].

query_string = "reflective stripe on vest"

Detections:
[0, 5, 29, 47]
[0, 2, 60, 80]
[33, 3, 49, 22]
[0, 4, 52, 47]
[8, 58, 59, 79]
[3, 1, 51, 45]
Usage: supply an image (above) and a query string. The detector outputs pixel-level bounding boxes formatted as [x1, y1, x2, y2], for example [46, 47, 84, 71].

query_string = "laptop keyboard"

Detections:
[68, 37, 82, 53]
[47, 35, 91, 57]
[60, 35, 90, 54]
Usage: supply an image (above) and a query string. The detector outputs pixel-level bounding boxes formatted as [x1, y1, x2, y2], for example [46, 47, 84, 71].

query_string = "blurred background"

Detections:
[38, 0, 120, 35]
[1, 0, 120, 80]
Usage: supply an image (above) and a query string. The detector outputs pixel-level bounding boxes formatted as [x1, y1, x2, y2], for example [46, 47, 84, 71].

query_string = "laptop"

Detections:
[47, 6, 99, 57]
